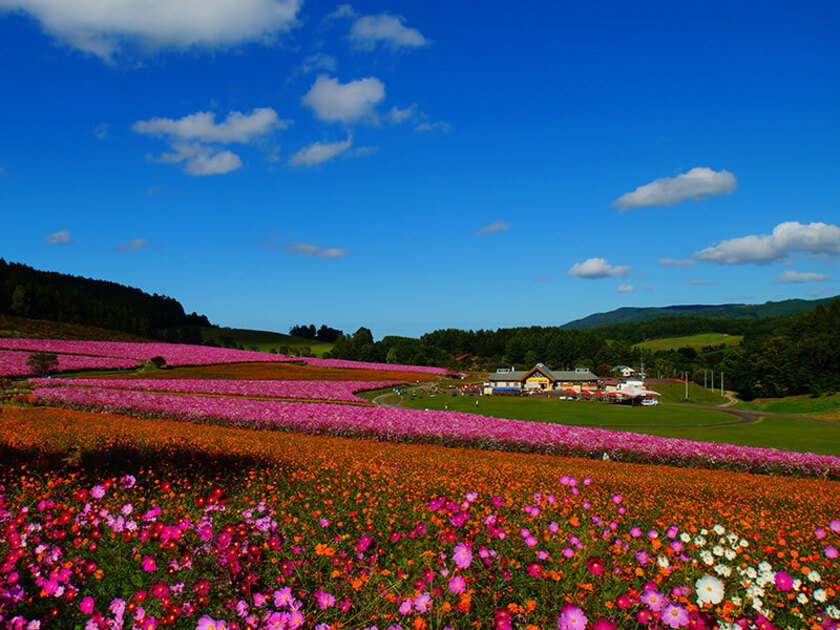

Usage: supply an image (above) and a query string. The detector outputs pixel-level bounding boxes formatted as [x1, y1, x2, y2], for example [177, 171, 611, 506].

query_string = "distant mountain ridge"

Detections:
[562, 296, 840, 330]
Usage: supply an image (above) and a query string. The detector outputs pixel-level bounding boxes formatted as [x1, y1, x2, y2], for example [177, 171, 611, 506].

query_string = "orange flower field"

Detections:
[0, 406, 837, 630]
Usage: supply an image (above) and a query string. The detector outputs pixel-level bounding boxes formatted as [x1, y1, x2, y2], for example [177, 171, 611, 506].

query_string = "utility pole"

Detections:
[721, 372, 724, 397]
[684, 371, 689, 399]
[704, 370, 707, 389]
[711, 370, 714, 392]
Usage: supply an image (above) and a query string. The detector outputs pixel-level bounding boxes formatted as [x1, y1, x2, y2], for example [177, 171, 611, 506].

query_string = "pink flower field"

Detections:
[0, 349, 140, 377]
[29, 378, 403, 403]
[32, 386, 840, 478]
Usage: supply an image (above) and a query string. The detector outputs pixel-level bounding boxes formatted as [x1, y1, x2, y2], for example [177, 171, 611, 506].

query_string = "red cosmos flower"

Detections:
[585, 555, 605, 575]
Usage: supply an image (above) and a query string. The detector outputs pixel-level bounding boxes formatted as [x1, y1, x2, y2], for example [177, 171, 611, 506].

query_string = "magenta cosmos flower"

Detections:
[196, 616, 226, 630]
[774, 571, 794, 590]
[558, 606, 588, 630]
[448, 576, 466, 594]
[80, 596, 95, 614]
[452, 542, 472, 569]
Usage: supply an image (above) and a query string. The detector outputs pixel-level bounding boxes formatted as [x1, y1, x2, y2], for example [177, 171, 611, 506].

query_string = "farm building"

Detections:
[483, 364, 599, 394]
[611, 365, 637, 378]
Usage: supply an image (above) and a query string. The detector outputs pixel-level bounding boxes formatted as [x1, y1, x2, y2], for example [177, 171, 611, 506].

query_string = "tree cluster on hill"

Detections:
[0, 260, 211, 342]
[325, 301, 840, 400]
[288, 324, 343, 343]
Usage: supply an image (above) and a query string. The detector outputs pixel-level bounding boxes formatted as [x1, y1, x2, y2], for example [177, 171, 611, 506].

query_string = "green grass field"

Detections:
[395, 392, 839, 456]
[734, 393, 840, 417]
[633, 333, 743, 353]
[653, 382, 728, 405]
[199, 327, 333, 357]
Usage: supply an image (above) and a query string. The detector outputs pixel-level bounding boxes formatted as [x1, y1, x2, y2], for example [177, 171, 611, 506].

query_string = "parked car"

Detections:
[641, 397, 659, 406]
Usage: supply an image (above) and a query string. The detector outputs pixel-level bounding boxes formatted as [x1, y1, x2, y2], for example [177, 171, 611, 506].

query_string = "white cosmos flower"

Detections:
[713, 545, 724, 556]
[714, 564, 732, 577]
[713, 524, 725, 535]
[814, 589, 827, 603]
[807, 571, 821, 583]
[796, 593, 808, 604]
[745, 567, 758, 579]
[701, 550, 714, 566]
[724, 549, 736, 560]
[695, 575, 725, 605]
[680, 533, 691, 543]
[695, 536, 707, 546]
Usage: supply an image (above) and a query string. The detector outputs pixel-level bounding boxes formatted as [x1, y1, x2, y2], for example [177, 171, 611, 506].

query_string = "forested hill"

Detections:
[0, 260, 211, 341]
[562, 296, 840, 329]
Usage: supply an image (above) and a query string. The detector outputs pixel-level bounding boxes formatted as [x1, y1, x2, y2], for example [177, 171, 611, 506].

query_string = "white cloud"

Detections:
[0, 0, 302, 61]
[415, 121, 451, 133]
[613, 167, 736, 211]
[283, 242, 349, 258]
[302, 75, 385, 123]
[386, 104, 418, 125]
[616, 284, 635, 293]
[325, 4, 357, 20]
[94, 123, 109, 140]
[349, 13, 429, 51]
[46, 230, 72, 245]
[133, 108, 287, 144]
[642, 284, 655, 291]
[776, 270, 831, 284]
[685, 280, 720, 286]
[299, 52, 337, 74]
[289, 135, 352, 167]
[477, 221, 509, 235]
[534, 277, 548, 283]
[694, 221, 840, 265]
[115, 238, 149, 252]
[134, 108, 284, 176]
[567, 257, 631, 279]
[658, 257, 695, 267]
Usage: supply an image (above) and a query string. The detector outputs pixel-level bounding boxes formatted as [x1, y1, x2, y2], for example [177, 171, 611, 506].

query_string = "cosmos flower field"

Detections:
[0, 341, 838, 629]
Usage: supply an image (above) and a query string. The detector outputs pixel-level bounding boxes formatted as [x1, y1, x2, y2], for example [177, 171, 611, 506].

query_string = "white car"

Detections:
[640, 398, 659, 406]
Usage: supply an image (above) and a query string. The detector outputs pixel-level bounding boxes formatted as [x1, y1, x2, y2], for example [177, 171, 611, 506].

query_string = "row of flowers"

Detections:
[0, 339, 456, 376]
[0, 349, 140, 377]
[28, 378, 403, 403]
[31, 387, 840, 478]
[1, 406, 838, 630]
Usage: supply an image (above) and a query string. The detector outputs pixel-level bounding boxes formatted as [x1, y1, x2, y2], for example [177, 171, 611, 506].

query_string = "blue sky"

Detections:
[1, 1, 839, 337]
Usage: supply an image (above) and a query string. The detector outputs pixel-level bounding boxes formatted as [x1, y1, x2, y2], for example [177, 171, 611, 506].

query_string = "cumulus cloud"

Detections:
[115, 238, 149, 252]
[776, 270, 831, 284]
[283, 242, 349, 258]
[289, 135, 352, 167]
[327, 4, 428, 52]
[134, 108, 285, 175]
[349, 13, 429, 51]
[613, 167, 736, 211]
[46, 230, 72, 245]
[658, 257, 695, 267]
[302, 75, 385, 123]
[0, 0, 302, 61]
[694, 221, 840, 265]
[477, 221, 509, 235]
[616, 284, 635, 293]
[386, 104, 418, 125]
[94, 123, 109, 140]
[567, 257, 631, 279]
[299, 52, 337, 74]
[685, 280, 720, 286]
[134, 108, 287, 144]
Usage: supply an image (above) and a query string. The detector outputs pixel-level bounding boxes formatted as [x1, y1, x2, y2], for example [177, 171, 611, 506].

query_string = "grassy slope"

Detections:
[199, 327, 333, 357]
[398, 392, 839, 456]
[735, 393, 840, 417]
[654, 382, 728, 405]
[0, 314, 150, 342]
[633, 333, 743, 352]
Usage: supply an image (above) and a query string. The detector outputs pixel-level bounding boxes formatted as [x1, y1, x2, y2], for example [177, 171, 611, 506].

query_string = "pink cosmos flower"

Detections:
[399, 599, 413, 615]
[414, 592, 432, 613]
[315, 590, 335, 609]
[641, 587, 664, 612]
[90, 485, 106, 499]
[448, 576, 466, 594]
[662, 603, 689, 628]
[825, 545, 838, 559]
[140, 556, 156, 572]
[274, 587, 293, 608]
[830, 520, 840, 532]
[80, 596, 95, 614]
[557, 605, 587, 630]
[196, 616, 226, 630]
[452, 542, 472, 569]
[591, 619, 617, 630]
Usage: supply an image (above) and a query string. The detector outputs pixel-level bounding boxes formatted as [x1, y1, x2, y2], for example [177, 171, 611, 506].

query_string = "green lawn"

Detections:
[734, 393, 840, 417]
[398, 393, 840, 456]
[401, 394, 729, 427]
[199, 327, 333, 357]
[654, 382, 728, 405]
[633, 333, 743, 353]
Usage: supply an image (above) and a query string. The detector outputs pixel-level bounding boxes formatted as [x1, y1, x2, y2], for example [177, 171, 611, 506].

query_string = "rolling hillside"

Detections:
[562, 296, 840, 329]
